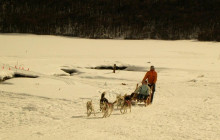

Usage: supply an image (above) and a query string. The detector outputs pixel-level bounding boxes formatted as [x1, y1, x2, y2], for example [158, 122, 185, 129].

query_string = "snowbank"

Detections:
[0, 70, 14, 82]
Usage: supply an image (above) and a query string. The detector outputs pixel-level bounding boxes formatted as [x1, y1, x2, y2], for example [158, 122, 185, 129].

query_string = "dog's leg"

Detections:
[100, 103, 102, 111]
[107, 104, 113, 117]
[106, 111, 109, 117]
[88, 110, 92, 117]
[92, 108, 96, 116]
[107, 105, 110, 117]
[102, 113, 105, 118]
[103, 110, 107, 118]
[123, 105, 126, 114]
[102, 110, 105, 118]
[108, 108, 111, 117]
[120, 106, 124, 114]
[107, 109, 110, 117]
[103, 103, 109, 118]
[108, 105, 113, 116]
[105, 106, 109, 117]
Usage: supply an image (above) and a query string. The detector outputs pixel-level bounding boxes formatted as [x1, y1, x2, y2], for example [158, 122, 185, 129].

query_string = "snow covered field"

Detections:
[0, 34, 220, 140]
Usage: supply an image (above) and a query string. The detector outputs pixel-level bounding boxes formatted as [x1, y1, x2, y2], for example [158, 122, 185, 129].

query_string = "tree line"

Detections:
[0, 0, 219, 41]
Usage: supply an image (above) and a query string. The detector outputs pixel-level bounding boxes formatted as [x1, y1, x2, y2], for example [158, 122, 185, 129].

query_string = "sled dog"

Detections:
[86, 100, 96, 117]
[115, 94, 124, 109]
[120, 94, 132, 114]
[102, 101, 116, 118]
[100, 92, 109, 111]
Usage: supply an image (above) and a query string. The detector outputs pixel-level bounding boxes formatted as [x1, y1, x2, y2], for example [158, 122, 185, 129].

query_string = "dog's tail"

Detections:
[101, 92, 106, 99]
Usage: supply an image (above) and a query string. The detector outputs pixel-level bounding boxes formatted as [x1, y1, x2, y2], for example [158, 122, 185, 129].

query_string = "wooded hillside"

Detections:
[0, 0, 219, 41]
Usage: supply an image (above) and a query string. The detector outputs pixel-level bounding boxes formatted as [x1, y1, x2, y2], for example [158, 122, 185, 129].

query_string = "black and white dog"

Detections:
[100, 92, 108, 111]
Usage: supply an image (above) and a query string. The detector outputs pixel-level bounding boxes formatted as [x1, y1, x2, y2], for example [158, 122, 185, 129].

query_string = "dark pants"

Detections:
[138, 94, 148, 100]
[148, 84, 156, 103]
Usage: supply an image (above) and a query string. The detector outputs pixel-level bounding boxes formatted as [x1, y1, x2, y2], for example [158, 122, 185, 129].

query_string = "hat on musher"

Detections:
[150, 65, 155, 70]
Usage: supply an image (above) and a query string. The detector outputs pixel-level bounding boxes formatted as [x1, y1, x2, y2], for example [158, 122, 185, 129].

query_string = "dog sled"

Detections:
[130, 84, 152, 107]
[129, 93, 151, 107]
[136, 94, 151, 106]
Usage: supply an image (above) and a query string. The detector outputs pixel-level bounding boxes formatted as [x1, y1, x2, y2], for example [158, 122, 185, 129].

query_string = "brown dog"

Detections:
[86, 100, 96, 117]
[115, 94, 124, 109]
[120, 97, 131, 114]
[102, 101, 116, 118]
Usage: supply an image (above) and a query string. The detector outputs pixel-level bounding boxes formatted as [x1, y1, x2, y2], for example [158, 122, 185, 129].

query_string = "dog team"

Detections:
[87, 82, 152, 118]
[86, 65, 157, 118]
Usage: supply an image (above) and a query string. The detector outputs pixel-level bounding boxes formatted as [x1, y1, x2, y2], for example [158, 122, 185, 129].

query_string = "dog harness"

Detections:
[125, 100, 131, 105]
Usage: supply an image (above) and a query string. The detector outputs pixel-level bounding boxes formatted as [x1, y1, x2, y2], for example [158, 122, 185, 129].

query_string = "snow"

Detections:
[0, 34, 220, 140]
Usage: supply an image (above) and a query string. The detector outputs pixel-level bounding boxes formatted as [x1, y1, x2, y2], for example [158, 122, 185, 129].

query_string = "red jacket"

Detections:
[142, 70, 157, 84]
